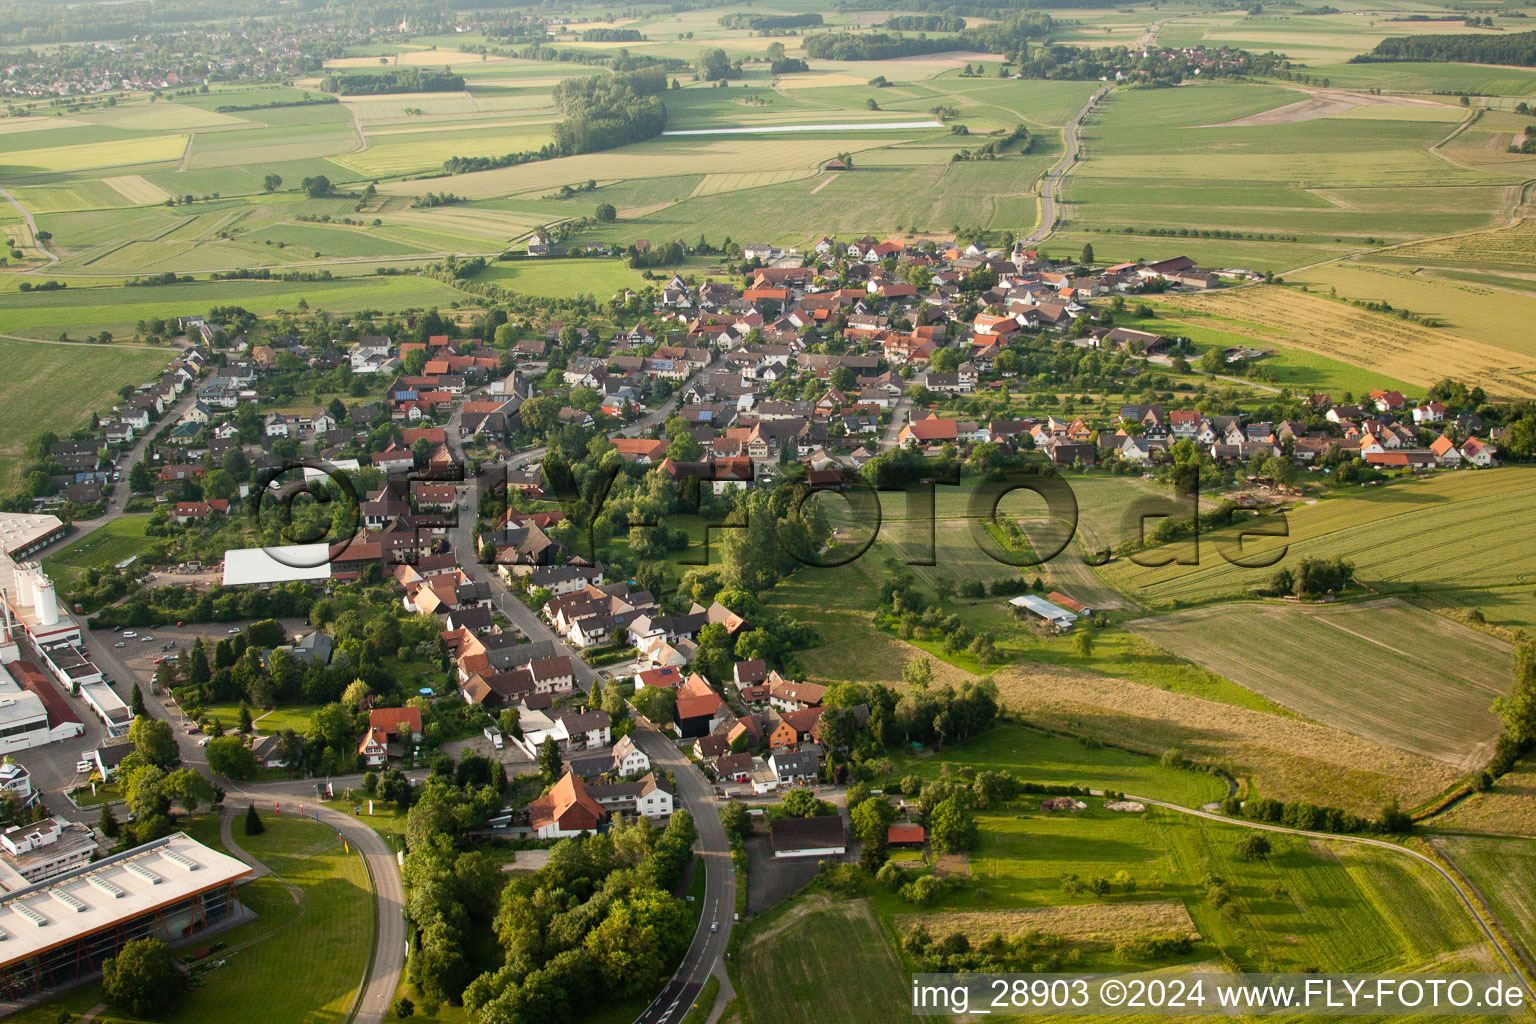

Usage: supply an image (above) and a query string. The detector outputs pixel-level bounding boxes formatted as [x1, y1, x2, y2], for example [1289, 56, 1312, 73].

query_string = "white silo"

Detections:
[32, 568, 57, 627]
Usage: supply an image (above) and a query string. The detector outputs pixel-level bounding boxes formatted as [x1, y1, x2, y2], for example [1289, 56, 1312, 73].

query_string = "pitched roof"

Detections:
[527, 773, 606, 832]
[368, 706, 421, 737]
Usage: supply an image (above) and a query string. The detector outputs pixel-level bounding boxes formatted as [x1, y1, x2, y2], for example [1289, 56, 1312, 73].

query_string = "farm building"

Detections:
[769, 816, 846, 859]
[0, 833, 250, 1001]
[1047, 592, 1093, 617]
[1008, 594, 1079, 632]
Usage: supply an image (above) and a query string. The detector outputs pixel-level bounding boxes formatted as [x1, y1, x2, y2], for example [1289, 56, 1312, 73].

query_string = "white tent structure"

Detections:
[222, 544, 333, 587]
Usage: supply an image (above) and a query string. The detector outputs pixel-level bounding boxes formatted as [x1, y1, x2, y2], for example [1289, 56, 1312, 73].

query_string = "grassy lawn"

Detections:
[881, 723, 1228, 808]
[201, 702, 321, 736]
[45, 516, 154, 595]
[734, 803, 1495, 1024]
[11, 816, 373, 1024]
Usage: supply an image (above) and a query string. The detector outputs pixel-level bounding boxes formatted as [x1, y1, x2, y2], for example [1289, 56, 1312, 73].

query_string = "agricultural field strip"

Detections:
[1136, 799, 1523, 980]
[1159, 287, 1536, 398]
[374, 137, 909, 200]
[1104, 468, 1536, 605]
[1126, 601, 1508, 769]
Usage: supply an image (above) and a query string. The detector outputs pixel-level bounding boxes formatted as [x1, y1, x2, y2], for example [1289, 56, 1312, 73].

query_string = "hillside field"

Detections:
[1127, 600, 1509, 769]
[1101, 467, 1536, 624]
[0, 340, 170, 491]
[733, 804, 1495, 1024]
[1156, 286, 1536, 399]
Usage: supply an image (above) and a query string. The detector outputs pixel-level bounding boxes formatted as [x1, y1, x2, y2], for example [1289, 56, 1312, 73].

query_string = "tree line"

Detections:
[443, 66, 668, 175]
[1354, 29, 1536, 65]
[803, 13, 1054, 61]
[717, 12, 823, 30]
[321, 69, 464, 95]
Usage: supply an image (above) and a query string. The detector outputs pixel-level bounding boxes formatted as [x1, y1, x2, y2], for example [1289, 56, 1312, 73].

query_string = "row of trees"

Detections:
[1355, 29, 1536, 65]
[321, 69, 464, 95]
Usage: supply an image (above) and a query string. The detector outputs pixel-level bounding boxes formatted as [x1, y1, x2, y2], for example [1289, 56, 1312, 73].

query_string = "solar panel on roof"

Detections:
[124, 862, 162, 884]
[87, 875, 126, 899]
[161, 849, 199, 871]
[11, 903, 47, 927]
[50, 889, 86, 913]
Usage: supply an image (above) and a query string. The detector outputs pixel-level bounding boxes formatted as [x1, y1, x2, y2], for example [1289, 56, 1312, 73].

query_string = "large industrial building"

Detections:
[0, 514, 128, 740]
[0, 833, 251, 1001]
[0, 516, 80, 650]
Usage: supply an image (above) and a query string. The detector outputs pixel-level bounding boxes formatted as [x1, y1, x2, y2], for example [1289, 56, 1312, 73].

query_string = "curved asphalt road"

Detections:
[1022, 85, 1109, 246]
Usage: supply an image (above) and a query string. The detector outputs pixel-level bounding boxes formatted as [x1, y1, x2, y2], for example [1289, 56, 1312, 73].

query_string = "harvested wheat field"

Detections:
[1164, 285, 1536, 398]
[1389, 217, 1536, 269]
[378, 136, 893, 200]
[1204, 89, 1454, 128]
[994, 662, 1461, 813]
[102, 174, 174, 206]
[896, 901, 1200, 947]
[1126, 600, 1508, 770]
[1429, 762, 1536, 837]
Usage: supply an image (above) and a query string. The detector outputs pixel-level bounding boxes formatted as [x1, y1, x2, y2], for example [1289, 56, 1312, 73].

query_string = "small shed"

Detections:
[1008, 594, 1079, 632]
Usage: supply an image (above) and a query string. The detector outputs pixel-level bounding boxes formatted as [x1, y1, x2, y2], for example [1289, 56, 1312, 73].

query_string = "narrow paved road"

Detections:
[1022, 86, 1109, 246]
[879, 395, 910, 450]
[631, 723, 736, 1024]
[443, 353, 723, 691]
[30, 372, 198, 560]
[0, 186, 57, 268]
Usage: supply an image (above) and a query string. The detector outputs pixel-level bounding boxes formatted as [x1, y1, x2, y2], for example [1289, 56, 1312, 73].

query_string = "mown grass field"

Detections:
[1428, 761, 1536, 838]
[44, 517, 154, 592]
[735, 804, 1495, 1024]
[0, 340, 169, 491]
[12, 816, 373, 1024]
[1158, 285, 1536, 398]
[1101, 467, 1536, 624]
[1384, 218, 1536, 270]
[881, 722, 1227, 807]
[735, 899, 909, 1024]
[1289, 260, 1536, 360]
[1127, 600, 1509, 769]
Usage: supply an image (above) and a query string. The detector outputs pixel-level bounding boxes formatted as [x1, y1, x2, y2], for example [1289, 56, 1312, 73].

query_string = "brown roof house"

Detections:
[527, 773, 607, 839]
[358, 707, 422, 767]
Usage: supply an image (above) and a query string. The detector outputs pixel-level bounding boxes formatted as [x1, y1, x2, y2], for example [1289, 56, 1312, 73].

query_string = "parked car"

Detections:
[114, 642, 126, 648]
[75, 760, 94, 774]
[176, 621, 185, 627]
[228, 627, 241, 634]
[140, 635, 154, 642]
[122, 631, 136, 638]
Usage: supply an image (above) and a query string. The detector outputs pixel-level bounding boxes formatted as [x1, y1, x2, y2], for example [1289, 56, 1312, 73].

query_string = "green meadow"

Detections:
[0, 339, 170, 490]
